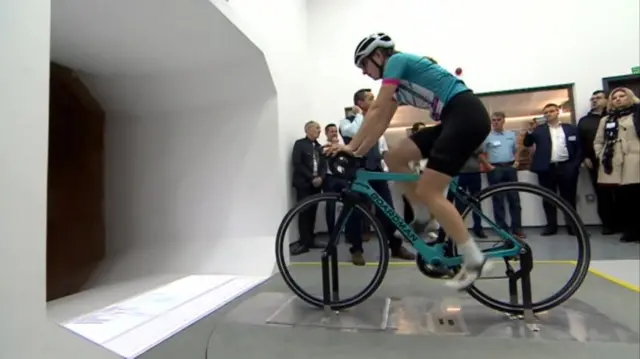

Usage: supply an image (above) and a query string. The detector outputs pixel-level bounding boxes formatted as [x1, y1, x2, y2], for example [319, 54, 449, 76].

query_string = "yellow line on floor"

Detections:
[587, 267, 640, 293]
[289, 260, 640, 292]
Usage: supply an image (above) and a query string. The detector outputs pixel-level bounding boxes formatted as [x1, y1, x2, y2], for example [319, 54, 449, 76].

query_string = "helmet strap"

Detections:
[372, 57, 385, 77]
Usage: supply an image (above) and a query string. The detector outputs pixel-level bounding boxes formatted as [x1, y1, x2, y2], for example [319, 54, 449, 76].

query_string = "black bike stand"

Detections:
[321, 243, 340, 315]
[506, 242, 539, 331]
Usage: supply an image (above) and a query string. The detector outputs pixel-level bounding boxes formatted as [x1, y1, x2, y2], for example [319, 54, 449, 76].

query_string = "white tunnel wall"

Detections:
[97, 94, 280, 285]
[306, 0, 640, 120]
[218, 0, 310, 245]
[50, 0, 283, 288]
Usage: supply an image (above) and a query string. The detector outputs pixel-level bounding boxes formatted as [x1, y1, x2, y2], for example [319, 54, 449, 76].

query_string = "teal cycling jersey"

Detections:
[381, 52, 469, 121]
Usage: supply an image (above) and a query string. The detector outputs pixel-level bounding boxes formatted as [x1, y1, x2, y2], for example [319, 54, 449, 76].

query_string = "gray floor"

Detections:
[137, 229, 640, 359]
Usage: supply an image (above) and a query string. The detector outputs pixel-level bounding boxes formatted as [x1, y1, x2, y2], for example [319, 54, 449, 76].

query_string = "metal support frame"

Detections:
[321, 244, 340, 315]
[506, 242, 539, 331]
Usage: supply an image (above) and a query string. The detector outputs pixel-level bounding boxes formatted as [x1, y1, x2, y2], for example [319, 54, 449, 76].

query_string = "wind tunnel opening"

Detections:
[47, 62, 106, 302]
[46, 1, 282, 339]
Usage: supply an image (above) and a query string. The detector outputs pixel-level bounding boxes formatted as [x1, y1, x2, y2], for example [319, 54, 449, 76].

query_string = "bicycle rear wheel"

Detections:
[460, 182, 591, 315]
[275, 192, 389, 310]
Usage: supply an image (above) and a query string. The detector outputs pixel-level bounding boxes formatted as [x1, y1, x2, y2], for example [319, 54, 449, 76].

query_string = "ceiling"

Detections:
[48, 0, 275, 113]
[50, 0, 257, 75]
[389, 88, 571, 128]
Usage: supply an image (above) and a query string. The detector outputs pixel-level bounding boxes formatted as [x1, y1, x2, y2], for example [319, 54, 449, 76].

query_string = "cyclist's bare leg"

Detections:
[416, 168, 491, 288]
[387, 138, 490, 288]
[384, 138, 433, 226]
[416, 169, 471, 246]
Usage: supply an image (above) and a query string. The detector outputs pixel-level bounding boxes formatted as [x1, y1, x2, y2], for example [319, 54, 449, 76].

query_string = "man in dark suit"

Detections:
[291, 121, 326, 255]
[523, 103, 582, 236]
[577, 90, 615, 234]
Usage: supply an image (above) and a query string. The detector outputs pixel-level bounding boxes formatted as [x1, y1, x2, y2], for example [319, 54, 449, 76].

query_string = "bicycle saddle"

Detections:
[328, 151, 363, 180]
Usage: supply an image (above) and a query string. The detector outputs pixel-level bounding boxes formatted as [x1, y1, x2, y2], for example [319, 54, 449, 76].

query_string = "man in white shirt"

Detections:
[339, 89, 415, 265]
[523, 103, 582, 236]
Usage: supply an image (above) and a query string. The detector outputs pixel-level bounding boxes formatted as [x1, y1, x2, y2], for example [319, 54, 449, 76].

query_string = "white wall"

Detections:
[0, 1, 127, 357]
[0, 1, 51, 356]
[222, 0, 310, 243]
[307, 0, 640, 122]
[2, 0, 287, 355]
[225, 0, 309, 194]
[1, 5, 281, 356]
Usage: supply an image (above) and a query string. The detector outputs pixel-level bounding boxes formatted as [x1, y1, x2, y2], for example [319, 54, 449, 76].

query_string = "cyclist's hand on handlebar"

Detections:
[322, 143, 355, 157]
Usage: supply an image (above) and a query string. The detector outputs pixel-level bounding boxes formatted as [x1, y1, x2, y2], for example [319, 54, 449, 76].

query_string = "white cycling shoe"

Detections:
[445, 259, 493, 290]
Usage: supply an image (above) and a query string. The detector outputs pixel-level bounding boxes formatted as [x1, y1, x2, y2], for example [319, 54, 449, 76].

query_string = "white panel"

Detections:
[63, 275, 267, 358]
[225, 0, 310, 205]
[0, 0, 52, 357]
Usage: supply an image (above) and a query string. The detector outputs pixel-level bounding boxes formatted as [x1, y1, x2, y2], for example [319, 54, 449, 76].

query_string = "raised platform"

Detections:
[226, 291, 639, 343]
[129, 262, 640, 359]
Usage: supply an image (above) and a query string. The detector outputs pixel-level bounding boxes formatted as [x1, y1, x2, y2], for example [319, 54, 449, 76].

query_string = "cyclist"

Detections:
[324, 32, 492, 289]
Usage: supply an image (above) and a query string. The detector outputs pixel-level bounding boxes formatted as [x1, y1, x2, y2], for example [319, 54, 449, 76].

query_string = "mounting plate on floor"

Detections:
[225, 292, 640, 343]
[386, 296, 639, 342]
[227, 292, 391, 331]
[266, 295, 391, 331]
[386, 296, 469, 335]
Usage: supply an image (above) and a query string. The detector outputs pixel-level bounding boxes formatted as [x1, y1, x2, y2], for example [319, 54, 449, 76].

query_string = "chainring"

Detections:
[415, 255, 461, 279]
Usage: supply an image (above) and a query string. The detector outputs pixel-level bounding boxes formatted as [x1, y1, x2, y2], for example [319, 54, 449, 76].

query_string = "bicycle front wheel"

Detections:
[461, 182, 591, 315]
[275, 192, 389, 310]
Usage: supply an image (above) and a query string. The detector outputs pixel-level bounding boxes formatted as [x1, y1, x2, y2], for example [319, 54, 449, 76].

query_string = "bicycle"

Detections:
[275, 152, 591, 316]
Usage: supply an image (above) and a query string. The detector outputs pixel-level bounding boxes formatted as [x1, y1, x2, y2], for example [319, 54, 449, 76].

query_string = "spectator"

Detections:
[291, 121, 326, 255]
[322, 124, 347, 236]
[447, 145, 490, 238]
[593, 87, 640, 242]
[325, 123, 343, 145]
[578, 90, 614, 234]
[524, 103, 581, 236]
[339, 89, 415, 265]
[484, 111, 524, 238]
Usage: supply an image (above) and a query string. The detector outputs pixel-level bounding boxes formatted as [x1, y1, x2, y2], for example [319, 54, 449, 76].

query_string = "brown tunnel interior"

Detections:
[47, 63, 106, 301]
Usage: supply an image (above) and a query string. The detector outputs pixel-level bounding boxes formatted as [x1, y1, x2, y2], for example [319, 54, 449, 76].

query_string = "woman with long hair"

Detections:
[593, 87, 640, 242]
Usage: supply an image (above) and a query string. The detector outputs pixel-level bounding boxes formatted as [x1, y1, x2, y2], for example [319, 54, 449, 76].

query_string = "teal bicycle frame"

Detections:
[349, 169, 523, 267]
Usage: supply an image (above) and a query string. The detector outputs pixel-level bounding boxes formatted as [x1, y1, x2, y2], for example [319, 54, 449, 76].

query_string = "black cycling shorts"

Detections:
[409, 90, 491, 177]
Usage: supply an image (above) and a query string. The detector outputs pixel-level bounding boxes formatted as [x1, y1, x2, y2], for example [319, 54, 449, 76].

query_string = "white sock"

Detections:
[412, 203, 431, 223]
[426, 220, 439, 232]
[458, 238, 484, 266]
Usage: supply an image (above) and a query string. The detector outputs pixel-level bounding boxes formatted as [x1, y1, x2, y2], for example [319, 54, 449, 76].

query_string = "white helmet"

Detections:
[354, 33, 395, 67]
